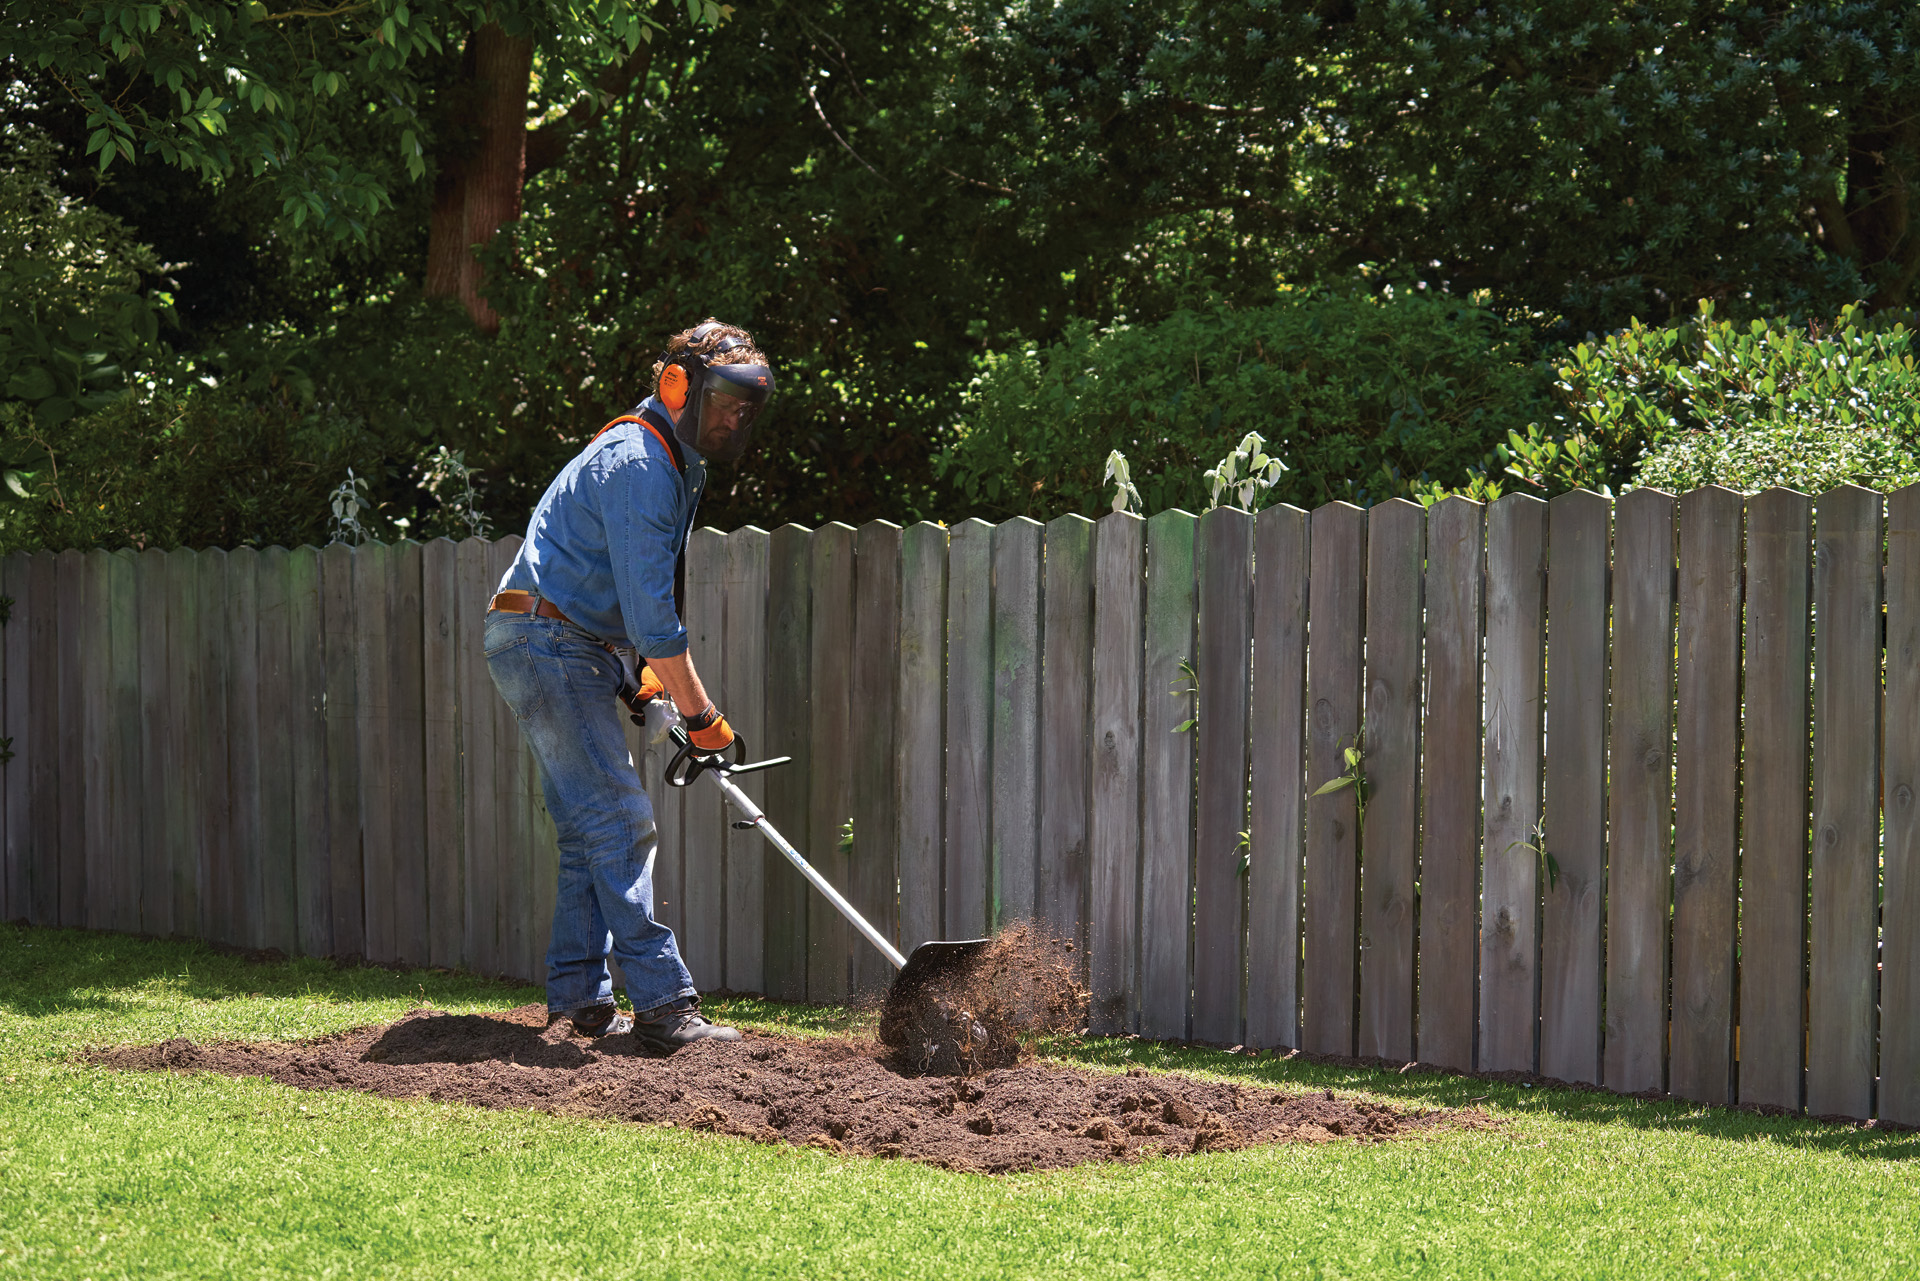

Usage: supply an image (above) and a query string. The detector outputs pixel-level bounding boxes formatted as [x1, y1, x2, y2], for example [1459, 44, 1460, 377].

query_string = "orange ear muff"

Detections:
[659, 363, 689, 412]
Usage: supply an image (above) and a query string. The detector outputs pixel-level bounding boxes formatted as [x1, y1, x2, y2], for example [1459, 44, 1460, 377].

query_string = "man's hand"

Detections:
[618, 663, 665, 716]
[687, 708, 734, 754]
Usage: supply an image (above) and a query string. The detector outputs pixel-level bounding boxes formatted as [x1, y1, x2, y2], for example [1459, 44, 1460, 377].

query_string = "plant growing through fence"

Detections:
[1312, 731, 1370, 829]
[1505, 819, 1559, 890]
[1203, 432, 1288, 513]
[1103, 449, 1142, 515]
[1170, 658, 1198, 733]
[327, 469, 374, 545]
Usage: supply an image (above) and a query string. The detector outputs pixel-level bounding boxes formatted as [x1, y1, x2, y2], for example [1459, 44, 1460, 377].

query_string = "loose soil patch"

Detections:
[91, 1007, 1492, 1174]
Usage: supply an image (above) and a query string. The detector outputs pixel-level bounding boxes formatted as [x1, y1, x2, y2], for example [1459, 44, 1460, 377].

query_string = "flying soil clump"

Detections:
[879, 921, 1088, 1076]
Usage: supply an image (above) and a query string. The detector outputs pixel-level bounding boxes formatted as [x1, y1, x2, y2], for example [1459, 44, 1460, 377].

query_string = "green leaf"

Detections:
[1312, 775, 1354, 797]
[7, 365, 56, 400]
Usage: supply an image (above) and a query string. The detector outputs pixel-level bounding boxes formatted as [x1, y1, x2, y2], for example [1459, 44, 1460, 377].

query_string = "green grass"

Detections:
[1, 924, 1915, 1280]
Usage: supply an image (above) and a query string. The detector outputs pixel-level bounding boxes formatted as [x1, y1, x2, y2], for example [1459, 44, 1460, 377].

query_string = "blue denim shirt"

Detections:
[495, 396, 707, 657]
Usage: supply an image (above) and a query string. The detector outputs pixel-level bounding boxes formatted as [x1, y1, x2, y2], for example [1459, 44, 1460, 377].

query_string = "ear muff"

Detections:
[658, 362, 690, 412]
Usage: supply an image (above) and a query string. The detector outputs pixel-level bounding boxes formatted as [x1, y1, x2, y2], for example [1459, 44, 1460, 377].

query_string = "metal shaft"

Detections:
[706, 770, 908, 971]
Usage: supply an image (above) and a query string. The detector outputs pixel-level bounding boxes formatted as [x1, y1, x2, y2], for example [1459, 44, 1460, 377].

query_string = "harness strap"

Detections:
[594, 408, 685, 473]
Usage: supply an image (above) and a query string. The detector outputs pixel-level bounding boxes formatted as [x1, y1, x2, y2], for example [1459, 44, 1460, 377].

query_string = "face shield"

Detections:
[675, 360, 775, 464]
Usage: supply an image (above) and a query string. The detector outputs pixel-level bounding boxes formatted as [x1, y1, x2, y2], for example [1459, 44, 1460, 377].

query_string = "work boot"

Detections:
[632, 996, 742, 1050]
[567, 1003, 634, 1039]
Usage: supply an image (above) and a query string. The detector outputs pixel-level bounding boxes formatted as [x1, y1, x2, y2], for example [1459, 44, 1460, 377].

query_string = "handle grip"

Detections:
[664, 725, 793, 787]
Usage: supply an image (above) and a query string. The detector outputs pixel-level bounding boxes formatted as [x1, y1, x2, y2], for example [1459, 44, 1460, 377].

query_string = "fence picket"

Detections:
[1481, 495, 1547, 1073]
[385, 542, 428, 967]
[897, 522, 948, 958]
[320, 543, 364, 958]
[485, 536, 533, 982]
[851, 521, 902, 994]
[59, 549, 87, 929]
[806, 523, 857, 1001]
[1883, 482, 1920, 1126]
[1540, 490, 1608, 1085]
[1194, 507, 1254, 1046]
[195, 549, 232, 942]
[0, 556, 21, 925]
[455, 538, 497, 976]
[944, 519, 994, 940]
[351, 542, 394, 962]
[1739, 489, 1812, 1112]
[991, 517, 1043, 927]
[226, 548, 264, 948]
[1088, 513, 1145, 1034]
[762, 525, 813, 1000]
[1419, 497, 1483, 1071]
[135, 549, 173, 938]
[1808, 485, 1883, 1119]
[1360, 500, 1423, 1061]
[1671, 487, 1743, 1104]
[1248, 506, 1308, 1051]
[1304, 503, 1364, 1056]
[682, 528, 730, 991]
[163, 551, 201, 938]
[1039, 513, 1094, 952]
[724, 527, 770, 993]
[81, 551, 112, 932]
[107, 551, 141, 936]
[287, 546, 330, 958]
[1604, 488, 1676, 1094]
[27, 552, 59, 926]
[255, 547, 297, 954]
[1142, 510, 1199, 1041]
[422, 539, 463, 969]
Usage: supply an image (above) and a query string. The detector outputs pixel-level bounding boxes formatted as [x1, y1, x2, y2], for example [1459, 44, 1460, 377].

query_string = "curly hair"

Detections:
[650, 319, 767, 392]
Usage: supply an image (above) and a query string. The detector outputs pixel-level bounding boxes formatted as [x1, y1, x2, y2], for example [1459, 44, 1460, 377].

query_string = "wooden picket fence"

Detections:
[4, 485, 1920, 1122]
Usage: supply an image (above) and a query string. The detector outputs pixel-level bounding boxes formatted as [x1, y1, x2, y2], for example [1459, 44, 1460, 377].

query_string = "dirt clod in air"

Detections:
[881, 921, 1089, 1075]
[89, 1005, 1493, 1174]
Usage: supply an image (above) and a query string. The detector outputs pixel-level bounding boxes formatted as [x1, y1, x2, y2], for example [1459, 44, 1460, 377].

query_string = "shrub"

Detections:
[935, 288, 1558, 520]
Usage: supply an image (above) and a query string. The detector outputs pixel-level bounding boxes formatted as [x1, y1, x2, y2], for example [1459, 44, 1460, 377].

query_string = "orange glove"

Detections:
[686, 705, 735, 754]
[616, 662, 665, 721]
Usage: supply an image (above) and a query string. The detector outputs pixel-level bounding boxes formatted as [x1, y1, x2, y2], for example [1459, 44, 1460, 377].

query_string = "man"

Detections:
[484, 319, 775, 1048]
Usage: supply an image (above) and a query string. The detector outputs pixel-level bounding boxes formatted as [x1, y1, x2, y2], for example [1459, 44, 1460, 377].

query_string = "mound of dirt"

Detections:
[881, 921, 1089, 1075]
[90, 1007, 1492, 1174]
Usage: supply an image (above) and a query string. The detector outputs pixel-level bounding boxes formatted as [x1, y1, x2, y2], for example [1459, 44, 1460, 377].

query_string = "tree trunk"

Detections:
[425, 24, 533, 334]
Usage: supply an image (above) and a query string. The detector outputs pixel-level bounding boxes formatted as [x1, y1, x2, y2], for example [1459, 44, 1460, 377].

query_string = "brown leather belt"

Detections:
[489, 590, 572, 624]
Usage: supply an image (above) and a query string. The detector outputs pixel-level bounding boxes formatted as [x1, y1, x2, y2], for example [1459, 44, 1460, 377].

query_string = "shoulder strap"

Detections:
[593, 407, 685, 473]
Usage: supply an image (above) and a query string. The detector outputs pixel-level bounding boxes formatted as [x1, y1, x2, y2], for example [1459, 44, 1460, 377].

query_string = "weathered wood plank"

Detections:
[1, 555, 26, 926]
[287, 545, 330, 958]
[1141, 509, 1198, 1042]
[991, 517, 1043, 927]
[1194, 506, 1254, 1046]
[421, 538, 463, 970]
[1603, 488, 1676, 1095]
[1480, 494, 1548, 1074]
[1739, 489, 1812, 1112]
[1671, 486, 1743, 1105]
[1039, 513, 1094, 953]
[255, 547, 298, 954]
[106, 551, 141, 936]
[1418, 497, 1484, 1071]
[487, 536, 533, 982]
[1248, 506, 1308, 1050]
[681, 527, 729, 991]
[806, 523, 857, 1001]
[851, 521, 902, 995]
[455, 538, 497, 976]
[762, 524, 812, 1000]
[723, 527, 769, 993]
[59, 548, 89, 929]
[944, 518, 994, 940]
[194, 549, 232, 943]
[385, 541, 429, 966]
[352, 541, 395, 963]
[1304, 503, 1364, 1056]
[27, 551, 59, 926]
[135, 548, 173, 938]
[1807, 485, 1882, 1120]
[1088, 513, 1145, 1035]
[897, 522, 948, 959]
[1540, 490, 1609, 1085]
[81, 550, 112, 932]
[163, 550, 201, 938]
[226, 548, 263, 948]
[1884, 482, 1920, 1126]
[319, 542, 364, 958]
[1360, 500, 1423, 1061]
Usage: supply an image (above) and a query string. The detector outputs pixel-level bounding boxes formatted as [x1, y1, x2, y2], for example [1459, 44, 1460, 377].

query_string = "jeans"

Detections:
[483, 608, 697, 1018]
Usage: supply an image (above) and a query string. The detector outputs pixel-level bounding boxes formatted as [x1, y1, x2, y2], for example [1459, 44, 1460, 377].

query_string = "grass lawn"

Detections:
[1, 923, 1914, 1280]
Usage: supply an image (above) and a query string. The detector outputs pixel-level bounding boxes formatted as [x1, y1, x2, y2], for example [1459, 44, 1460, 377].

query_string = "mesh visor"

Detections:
[675, 361, 775, 464]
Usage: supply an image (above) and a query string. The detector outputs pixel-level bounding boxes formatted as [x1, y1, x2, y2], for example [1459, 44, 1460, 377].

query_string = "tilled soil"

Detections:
[91, 1006, 1492, 1174]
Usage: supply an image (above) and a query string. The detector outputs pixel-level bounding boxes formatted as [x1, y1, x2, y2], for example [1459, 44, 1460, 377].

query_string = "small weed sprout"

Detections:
[1312, 732, 1369, 829]
[1103, 449, 1143, 515]
[1506, 820, 1559, 890]
[838, 818, 855, 856]
[1170, 658, 1198, 734]
[1203, 432, 1288, 513]
[327, 469, 374, 545]
[418, 445, 492, 539]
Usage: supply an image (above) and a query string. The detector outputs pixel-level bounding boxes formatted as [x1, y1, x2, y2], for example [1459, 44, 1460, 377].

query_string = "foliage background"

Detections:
[3, 0, 1919, 551]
